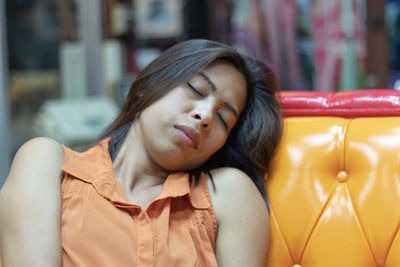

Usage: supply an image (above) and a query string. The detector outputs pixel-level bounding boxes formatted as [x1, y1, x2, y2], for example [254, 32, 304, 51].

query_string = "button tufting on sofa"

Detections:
[266, 90, 400, 267]
[336, 170, 348, 183]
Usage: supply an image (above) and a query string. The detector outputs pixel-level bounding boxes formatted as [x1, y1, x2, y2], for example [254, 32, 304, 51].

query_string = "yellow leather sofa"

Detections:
[265, 90, 400, 267]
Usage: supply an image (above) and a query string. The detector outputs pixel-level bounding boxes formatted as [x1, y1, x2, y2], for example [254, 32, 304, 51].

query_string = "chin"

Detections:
[154, 152, 205, 172]
[161, 160, 204, 173]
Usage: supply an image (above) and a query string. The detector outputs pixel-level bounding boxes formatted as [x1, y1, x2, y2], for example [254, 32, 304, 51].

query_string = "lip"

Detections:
[174, 125, 200, 149]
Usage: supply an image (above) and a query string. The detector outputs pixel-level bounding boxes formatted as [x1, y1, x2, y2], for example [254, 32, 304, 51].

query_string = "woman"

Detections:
[0, 39, 282, 266]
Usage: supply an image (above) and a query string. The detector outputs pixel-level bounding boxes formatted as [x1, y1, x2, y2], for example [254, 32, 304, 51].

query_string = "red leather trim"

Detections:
[278, 89, 400, 118]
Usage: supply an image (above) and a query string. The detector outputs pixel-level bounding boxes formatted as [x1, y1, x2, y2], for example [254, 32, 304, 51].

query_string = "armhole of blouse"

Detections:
[60, 145, 85, 199]
[61, 172, 70, 198]
[60, 145, 69, 198]
[201, 175, 218, 239]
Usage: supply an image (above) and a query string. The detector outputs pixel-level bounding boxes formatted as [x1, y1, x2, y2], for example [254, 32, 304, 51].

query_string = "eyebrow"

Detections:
[196, 71, 240, 119]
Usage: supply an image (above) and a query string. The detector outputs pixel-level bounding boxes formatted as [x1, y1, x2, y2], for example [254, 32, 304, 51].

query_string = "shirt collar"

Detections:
[61, 138, 210, 210]
[156, 172, 210, 209]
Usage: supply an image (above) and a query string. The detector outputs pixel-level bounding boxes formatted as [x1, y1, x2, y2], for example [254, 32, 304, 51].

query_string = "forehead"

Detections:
[201, 61, 246, 87]
[200, 61, 248, 114]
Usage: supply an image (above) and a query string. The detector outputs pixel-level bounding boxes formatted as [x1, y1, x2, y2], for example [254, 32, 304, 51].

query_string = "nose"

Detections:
[191, 103, 214, 129]
[193, 114, 210, 129]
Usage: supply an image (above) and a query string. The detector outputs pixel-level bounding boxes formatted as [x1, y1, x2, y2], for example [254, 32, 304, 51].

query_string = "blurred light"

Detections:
[394, 79, 400, 91]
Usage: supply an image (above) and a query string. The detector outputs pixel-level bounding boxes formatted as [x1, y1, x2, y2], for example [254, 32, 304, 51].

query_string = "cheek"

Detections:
[158, 91, 191, 115]
[203, 130, 229, 156]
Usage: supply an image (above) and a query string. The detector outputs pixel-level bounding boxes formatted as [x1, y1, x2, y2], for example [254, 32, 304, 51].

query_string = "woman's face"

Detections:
[135, 61, 247, 171]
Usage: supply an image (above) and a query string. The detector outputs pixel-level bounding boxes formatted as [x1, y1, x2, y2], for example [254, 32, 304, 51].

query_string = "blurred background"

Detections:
[0, 0, 399, 187]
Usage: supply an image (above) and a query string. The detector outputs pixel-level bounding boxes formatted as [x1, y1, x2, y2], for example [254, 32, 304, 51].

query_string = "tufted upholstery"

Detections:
[265, 90, 400, 267]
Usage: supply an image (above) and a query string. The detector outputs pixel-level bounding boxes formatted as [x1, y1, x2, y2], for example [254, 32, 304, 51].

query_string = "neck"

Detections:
[112, 124, 169, 193]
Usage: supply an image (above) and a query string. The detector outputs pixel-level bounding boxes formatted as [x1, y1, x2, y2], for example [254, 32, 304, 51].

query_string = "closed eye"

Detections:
[186, 82, 204, 96]
[217, 113, 228, 128]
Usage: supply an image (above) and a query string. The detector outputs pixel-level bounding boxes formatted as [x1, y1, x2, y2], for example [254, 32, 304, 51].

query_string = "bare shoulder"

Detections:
[208, 167, 260, 195]
[10, 137, 64, 172]
[207, 167, 269, 224]
[3, 137, 65, 189]
[0, 138, 64, 266]
[206, 167, 270, 266]
[16, 137, 64, 157]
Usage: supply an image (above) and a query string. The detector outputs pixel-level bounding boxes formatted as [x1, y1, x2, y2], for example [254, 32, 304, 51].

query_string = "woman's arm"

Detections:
[208, 167, 270, 267]
[0, 137, 64, 267]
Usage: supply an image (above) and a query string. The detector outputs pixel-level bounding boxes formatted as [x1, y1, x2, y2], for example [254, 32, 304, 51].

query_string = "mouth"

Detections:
[173, 125, 200, 149]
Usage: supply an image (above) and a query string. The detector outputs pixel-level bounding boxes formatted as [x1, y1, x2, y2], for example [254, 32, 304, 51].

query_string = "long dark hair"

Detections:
[97, 39, 282, 197]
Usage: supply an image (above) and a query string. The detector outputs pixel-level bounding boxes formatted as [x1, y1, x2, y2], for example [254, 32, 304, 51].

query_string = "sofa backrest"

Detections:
[265, 90, 400, 267]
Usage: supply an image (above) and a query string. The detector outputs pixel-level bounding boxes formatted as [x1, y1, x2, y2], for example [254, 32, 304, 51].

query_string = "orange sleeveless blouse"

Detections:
[60, 139, 218, 266]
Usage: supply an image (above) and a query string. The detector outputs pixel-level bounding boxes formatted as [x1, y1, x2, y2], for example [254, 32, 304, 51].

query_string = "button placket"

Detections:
[136, 211, 154, 266]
